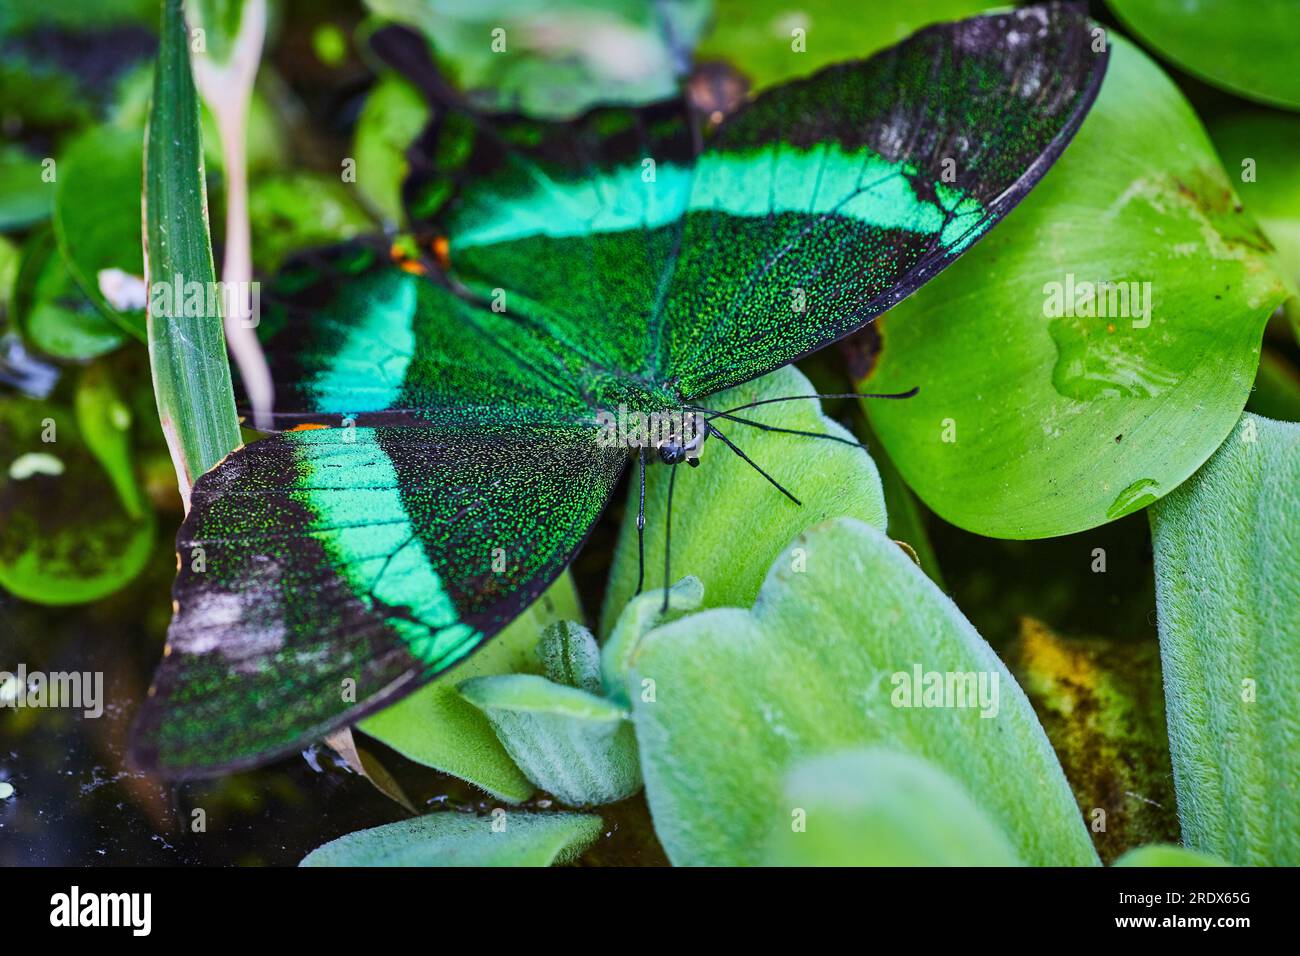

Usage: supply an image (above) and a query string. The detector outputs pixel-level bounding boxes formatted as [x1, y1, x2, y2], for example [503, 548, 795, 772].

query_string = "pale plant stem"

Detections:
[193, 0, 274, 432]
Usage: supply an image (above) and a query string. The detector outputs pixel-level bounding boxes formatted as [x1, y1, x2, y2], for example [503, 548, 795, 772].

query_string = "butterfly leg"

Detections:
[662, 463, 678, 613]
[635, 447, 647, 595]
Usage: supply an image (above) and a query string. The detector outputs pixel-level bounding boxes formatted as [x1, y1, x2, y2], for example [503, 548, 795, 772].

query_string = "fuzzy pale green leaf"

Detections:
[629, 517, 1097, 866]
[299, 810, 603, 867]
[460, 674, 641, 807]
[765, 749, 1022, 866]
[537, 620, 602, 695]
[1150, 412, 1300, 865]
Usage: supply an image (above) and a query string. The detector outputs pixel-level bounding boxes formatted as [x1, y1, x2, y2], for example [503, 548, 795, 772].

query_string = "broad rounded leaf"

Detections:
[54, 124, 147, 339]
[696, 0, 1000, 95]
[1107, 0, 1300, 110]
[765, 749, 1022, 866]
[1208, 110, 1300, 330]
[629, 517, 1097, 866]
[861, 36, 1290, 538]
[299, 810, 603, 867]
[600, 365, 886, 634]
[12, 230, 128, 360]
[1150, 413, 1300, 865]
[0, 145, 54, 231]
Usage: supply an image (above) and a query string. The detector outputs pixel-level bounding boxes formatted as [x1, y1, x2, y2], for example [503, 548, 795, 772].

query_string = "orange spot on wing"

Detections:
[288, 423, 330, 431]
[432, 235, 450, 269]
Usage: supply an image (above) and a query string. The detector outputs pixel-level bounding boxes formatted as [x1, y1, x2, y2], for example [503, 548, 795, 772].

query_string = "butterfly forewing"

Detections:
[663, 2, 1107, 396]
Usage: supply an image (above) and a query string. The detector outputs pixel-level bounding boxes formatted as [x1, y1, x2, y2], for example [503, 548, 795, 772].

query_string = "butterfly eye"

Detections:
[658, 443, 685, 466]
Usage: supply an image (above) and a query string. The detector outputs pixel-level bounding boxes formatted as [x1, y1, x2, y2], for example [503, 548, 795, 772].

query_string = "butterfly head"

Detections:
[656, 411, 708, 468]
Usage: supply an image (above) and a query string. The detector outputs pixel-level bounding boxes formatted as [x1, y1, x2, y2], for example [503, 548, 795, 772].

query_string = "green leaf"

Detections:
[1113, 845, 1230, 867]
[1007, 618, 1179, 862]
[0, 398, 154, 605]
[53, 124, 148, 340]
[599, 364, 886, 635]
[696, 0, 1001, 95]
[144, 0, 242, 494]
[75, 364, 148, 520]
[0, 145, 54, 231]
[1208, 110, 1300, 333]
[459, 674, 641, 807]
[351, 73, 430, 225]
[764, 749, 1022, 866]
[12, 229, 128, 360]
[1107, 0, 1300, 110]
[628, 517, 1097, 866]
[1150, 412, 1300, 865]
[359, 574, 582, 803]
[247, 172, 376, 274]
[364, 0, 710, 119]
[0, 235, 18, 303]
[860, 36, 1291, 539]
[601, 576, 704, 706]
[537, 620, 602, 695]
[299, 810, 603, 867]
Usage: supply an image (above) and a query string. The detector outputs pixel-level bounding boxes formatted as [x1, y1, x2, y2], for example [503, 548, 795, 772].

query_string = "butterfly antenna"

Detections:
[687, 407, 869, 451]
[709, 387, 919, 418]
[635, 449, 647, 596]
[662, 464, 678, 613]
[705, 423, 802, 506]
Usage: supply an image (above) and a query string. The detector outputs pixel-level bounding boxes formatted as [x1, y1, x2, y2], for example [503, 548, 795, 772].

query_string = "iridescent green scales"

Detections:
[131, 3, 1107, 776]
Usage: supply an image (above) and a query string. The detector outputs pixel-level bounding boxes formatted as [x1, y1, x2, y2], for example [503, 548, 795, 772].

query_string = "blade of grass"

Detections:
[144, 0, 243, 509]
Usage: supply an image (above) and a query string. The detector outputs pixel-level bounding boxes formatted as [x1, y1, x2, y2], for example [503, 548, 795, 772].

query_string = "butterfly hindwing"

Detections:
[131, 423, 625, 776]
